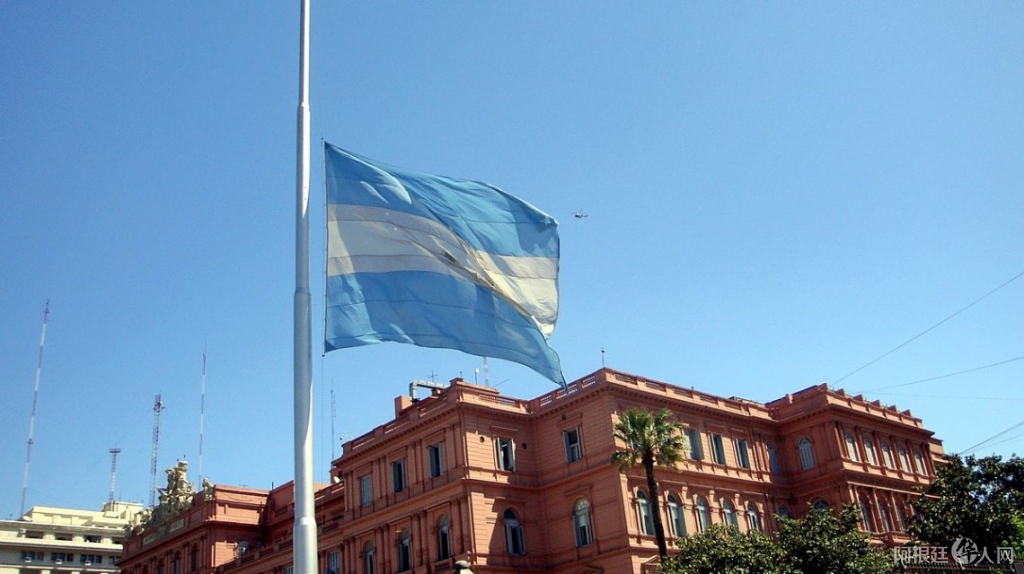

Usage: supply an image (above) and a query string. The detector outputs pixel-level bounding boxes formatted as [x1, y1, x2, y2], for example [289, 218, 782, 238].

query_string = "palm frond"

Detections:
[609, 407, 687, 471]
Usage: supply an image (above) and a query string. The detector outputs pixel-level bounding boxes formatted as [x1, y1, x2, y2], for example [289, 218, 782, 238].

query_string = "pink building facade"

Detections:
[120, 368, 942, 574]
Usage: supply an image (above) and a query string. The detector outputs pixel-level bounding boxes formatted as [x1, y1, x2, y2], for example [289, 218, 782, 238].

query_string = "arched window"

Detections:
[747, 503, 761, 532]
[573, 499, 593, 547]
[812, 499, 830, 511]
[363, 541, 375, 574]
[777, 505, 790, 520]
[397, 529, 411, 572]
[695, 496, 711, 532]
[636, 490, 655, 535]
[667, 494, 687, 538]
[863, 435, 878, 465]
[189, 545, 198, 573]
[503, 509, 525, 555]
[437, 515, 451, 561]
[844, 432, 859, 462]
[172, 554, 181, 574]
[913, 449, 926, 475]
[798, 438, 816, 470]
[723, 500, 738, 528]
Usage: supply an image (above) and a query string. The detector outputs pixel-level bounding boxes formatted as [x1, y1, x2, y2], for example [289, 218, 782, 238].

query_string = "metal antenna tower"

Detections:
[20, 300, 50, 517]
[108, 448, 121, 504]
[149, 394, 164, 507]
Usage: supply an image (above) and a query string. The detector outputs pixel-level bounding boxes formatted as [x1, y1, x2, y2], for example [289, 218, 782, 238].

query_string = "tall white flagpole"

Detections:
[293, 0, 316, 573]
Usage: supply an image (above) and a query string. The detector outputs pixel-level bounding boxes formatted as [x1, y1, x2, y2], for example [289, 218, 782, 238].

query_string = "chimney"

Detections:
[395, 394, 414, 416]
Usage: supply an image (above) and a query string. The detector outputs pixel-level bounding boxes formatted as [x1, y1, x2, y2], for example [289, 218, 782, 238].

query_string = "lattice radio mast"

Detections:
[20, 300, 50, 517]
[149, 395, 164, 507]
[108, 448, 121, 504]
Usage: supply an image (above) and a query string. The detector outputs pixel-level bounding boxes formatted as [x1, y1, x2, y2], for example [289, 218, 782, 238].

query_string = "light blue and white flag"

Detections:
[324, 143, 564, 386]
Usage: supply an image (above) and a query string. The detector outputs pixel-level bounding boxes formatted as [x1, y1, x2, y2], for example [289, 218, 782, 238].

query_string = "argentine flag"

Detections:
[324, 143, 564, 386]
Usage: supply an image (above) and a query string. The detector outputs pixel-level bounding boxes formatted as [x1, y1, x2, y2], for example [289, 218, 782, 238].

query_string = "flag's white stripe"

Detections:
[327, 205, 558, 336]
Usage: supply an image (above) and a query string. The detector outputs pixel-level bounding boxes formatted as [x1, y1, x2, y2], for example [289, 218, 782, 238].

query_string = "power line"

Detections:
[870, 393, 1024, 402]
[980, 432, 1024, 451]
[960, 417, 1024, 455]
[834, 267, 1024, 385]
[854, 354, 1024, 394]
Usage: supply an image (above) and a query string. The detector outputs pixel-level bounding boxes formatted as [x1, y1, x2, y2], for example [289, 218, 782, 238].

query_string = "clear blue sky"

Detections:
[2, 2, 1022, 518]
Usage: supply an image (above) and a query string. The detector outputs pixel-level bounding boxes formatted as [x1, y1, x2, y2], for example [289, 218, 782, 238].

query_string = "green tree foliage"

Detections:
[1007, 514, 1024, 556]
[777, 506, 894, 574]
[661, 525, 788, 574]
[609, 407, 688, 560]
[909, 454, 1024, 554]
[662, 505, 894, 574]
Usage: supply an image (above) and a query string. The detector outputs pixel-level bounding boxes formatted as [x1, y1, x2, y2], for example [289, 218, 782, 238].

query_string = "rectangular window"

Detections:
[845, 433, 860, 462]
[427, 444, 445, 478]
[879, 505, 893, 532]
[735, 439, 751, 469]
[766, 443, 781, 473]
[437, 522, 451, 560]
[687, 428, 703, 460]
[881, 442, 895, 469]
[507, 523, 525, 555]
[398, 537, 411, 571]
[326, 551, 339, 574]
[564, 428, 582, 463]
[359, 474, 372, 507]
[574, 514, 593, 547]
[860, 502, 873, 533]
[863, 436, 878, 466]
[710, 433, 727, 465]
[898, 446, 912, 472]
[391, 460, 406, 493]
[20, 551, 43, 562]
[799, 438, 816, 469]
[496, 437, 515, 471]
[914, 449, 926, 475]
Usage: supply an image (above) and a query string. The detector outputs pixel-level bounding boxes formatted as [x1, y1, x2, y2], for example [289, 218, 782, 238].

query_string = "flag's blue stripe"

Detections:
[325, 144, 558, 259]
[325, 271, 564, 385]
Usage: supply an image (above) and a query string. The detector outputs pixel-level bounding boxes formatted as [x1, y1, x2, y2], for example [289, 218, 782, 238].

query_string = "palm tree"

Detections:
[610, 407, 689, 561]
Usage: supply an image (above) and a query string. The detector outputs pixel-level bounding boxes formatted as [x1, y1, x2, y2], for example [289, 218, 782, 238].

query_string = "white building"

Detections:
[0, 503, 143, 574]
